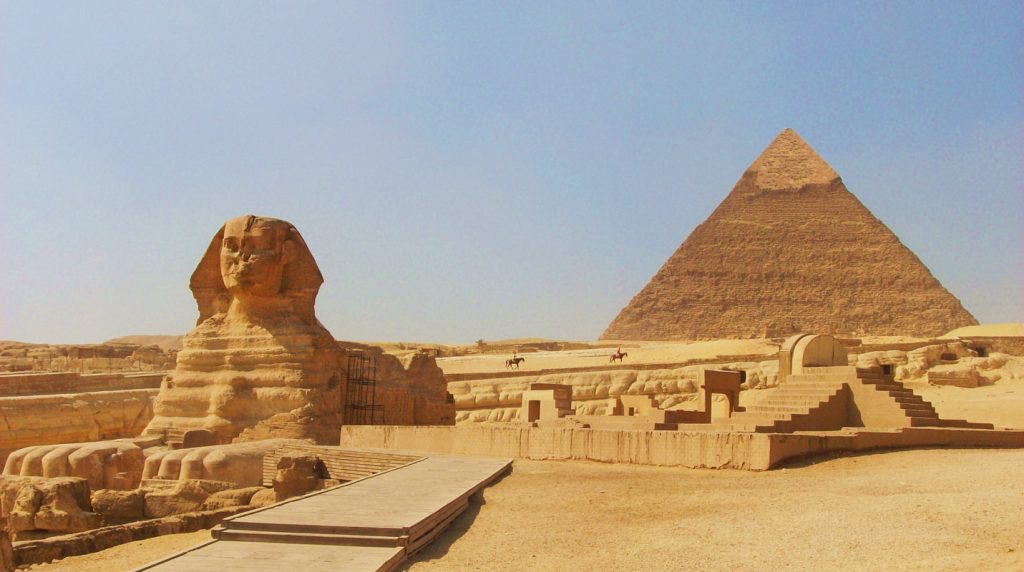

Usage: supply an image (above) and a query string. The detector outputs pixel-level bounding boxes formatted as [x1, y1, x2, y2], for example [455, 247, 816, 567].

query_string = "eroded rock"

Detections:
[142, 479, 235, 519]
[0, 476, 100, 537]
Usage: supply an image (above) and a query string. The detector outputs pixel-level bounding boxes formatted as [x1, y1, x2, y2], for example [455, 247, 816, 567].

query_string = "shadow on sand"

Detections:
[403, 465, 514, 566]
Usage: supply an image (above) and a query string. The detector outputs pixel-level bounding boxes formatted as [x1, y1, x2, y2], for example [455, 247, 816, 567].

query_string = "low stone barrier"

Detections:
[341, 425, 1024, 471]
[12, 505, 247, 567]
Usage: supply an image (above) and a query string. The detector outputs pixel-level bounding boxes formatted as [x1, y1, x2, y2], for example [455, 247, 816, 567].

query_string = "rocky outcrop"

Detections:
[0, 476, 101, 539]
[351, 346, 455, 426]
[142, 480, 236, 518]
[0, 341, 176, 374]
[90, 489, 145, 523]
[11, 505, 249, 568]
[200, 487, 264, 510]
[270, 455, 324, 501]
[602, 128, 977, 340]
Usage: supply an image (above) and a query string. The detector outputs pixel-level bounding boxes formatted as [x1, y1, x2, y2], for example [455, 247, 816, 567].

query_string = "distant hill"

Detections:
[104, 335, 184, 351]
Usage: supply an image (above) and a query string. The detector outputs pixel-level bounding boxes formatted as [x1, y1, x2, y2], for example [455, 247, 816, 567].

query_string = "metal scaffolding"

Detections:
[344, 352, 384, 425]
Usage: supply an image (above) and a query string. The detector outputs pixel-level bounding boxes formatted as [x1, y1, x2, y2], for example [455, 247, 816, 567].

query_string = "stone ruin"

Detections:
[602, 128, 977, 340]
[0, 215, 454, 564]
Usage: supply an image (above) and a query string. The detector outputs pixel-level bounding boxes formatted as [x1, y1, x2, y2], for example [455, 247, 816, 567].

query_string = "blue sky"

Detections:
[1, 2, 1020, 344]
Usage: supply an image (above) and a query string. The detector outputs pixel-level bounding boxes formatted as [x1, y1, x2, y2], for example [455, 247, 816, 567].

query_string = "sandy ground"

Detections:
[26, 529, 213, 571]
[437, 339, 780, 375]
[39, 450, 1023, 571]
[408, 451, 1024, 572]
[914, 380, 1024, 429]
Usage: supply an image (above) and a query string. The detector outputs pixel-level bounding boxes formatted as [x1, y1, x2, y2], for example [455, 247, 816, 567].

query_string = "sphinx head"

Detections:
[220, 216, 296, 299]
[190, 215, 323, 324]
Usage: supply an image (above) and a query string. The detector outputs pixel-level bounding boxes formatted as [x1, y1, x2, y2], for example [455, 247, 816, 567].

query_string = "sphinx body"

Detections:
[142, 215, 345, 445]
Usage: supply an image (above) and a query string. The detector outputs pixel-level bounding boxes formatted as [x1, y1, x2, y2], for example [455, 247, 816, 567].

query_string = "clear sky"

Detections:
[1, 2, 1021, 345]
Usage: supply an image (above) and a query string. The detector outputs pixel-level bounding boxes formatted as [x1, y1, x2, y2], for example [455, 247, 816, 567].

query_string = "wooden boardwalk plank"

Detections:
[137, 453, 511, 572]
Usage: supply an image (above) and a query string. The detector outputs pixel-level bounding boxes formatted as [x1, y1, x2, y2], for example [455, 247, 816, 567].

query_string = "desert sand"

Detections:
[408, 451, 1024, 571]
[29, 449, 1023, 572]
[437, 339, 779, 375]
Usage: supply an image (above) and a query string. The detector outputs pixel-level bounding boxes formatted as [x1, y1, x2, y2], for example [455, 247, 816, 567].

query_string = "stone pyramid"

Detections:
[602, 128, 977, 341]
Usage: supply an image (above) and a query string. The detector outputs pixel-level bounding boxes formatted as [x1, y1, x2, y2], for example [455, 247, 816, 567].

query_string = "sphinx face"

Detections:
[219, 216, 295, 299]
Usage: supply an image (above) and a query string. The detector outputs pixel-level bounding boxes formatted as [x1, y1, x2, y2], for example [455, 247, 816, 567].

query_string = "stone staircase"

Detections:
[720, 377, 848, 433]
[855, 368, 993, 429]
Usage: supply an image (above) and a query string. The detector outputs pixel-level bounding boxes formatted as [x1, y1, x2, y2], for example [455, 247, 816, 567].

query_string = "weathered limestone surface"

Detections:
[142, 479, 236, 519]
[0, 371, 164, 398]
[3, 440, 146, 493]
[603, 128, 977, 340]
[0, 391, 155, 470]
[448, 360, 777, 423]
[141, 439, 303, 488]
[143, 215, 345, 445]
[373, 349, 455, 425]
[12, 505, 249, 568]
[342, 425, 774, 470]
[0, 341, 176, 374]
[0, 476, 101, 538]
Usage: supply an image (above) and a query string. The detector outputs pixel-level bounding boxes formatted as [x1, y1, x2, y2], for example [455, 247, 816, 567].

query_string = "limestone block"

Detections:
[0, 476, 99, 536]
[248, 488, 277, 508]
[142, 479, 235, 519]
[271, 455, 324, 501]
[199, 486, 264, 510]
[91, 489, 145, 521]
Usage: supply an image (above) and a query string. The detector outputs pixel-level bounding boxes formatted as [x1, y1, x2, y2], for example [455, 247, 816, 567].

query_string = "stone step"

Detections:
[898, 402, 935, 412]
[746, 405, 813, 415]
[782, 380, 847, 388]
[213, 527, 404, 547]
[222, 520, 405, 538]
[728, 412, 791, 423]
[754, 399, 830, 408]
[886, 389, 915, 398]
[902, 409, 939, 418]
[910, 418, 995, 430]
[893, 395, 927, 404]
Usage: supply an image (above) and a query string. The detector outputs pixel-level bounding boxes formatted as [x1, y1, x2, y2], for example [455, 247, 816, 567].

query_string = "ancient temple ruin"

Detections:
[602, 128, 977, 340]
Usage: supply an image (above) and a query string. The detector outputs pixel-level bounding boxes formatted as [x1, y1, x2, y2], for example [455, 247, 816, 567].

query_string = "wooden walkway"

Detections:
[135, 453, 512, 572]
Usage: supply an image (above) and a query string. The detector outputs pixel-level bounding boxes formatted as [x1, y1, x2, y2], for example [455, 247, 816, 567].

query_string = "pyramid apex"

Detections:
[746, 128, 839, 191]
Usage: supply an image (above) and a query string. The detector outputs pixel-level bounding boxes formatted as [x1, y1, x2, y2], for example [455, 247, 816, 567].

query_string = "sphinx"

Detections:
[3, 215, 453, 490]
[143, 214, 345, 446]
[4, 216, 346, 488]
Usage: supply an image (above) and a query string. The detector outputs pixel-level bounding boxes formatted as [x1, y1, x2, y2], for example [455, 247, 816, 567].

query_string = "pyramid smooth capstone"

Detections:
[602, 129, 977, 340]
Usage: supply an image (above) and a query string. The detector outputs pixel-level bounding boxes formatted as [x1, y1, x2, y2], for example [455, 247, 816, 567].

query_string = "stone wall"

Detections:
[448, 360, 777, 423]
[0, 390, 156, 467]
[0, 372, 164, 398]
[0, 342, 176, 374]
[341, 425, 1024, 471]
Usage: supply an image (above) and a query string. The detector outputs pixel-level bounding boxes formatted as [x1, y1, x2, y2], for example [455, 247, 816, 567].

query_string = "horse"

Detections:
[506, 356, 526, 369]
[609, 350, 627, 363]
